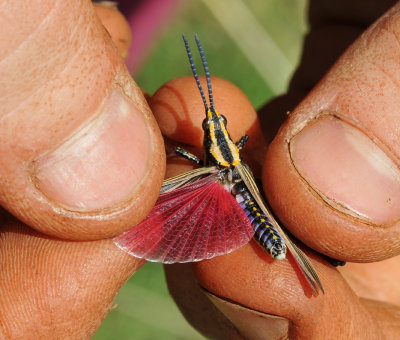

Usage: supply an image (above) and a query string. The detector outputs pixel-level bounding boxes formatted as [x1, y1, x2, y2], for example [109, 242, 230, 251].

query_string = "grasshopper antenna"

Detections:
[195, 34, 215, 110]
[182, 34, 208, 111]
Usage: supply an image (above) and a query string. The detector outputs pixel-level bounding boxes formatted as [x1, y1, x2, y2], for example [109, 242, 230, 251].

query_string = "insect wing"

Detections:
[114, 174, 254, 263]
[236, 163, 324, 294]
[161, 166, 217, 193]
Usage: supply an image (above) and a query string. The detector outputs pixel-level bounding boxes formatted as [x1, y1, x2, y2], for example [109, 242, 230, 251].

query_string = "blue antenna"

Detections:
[182, 34, 208, 111]
[195, 34, 215, 110]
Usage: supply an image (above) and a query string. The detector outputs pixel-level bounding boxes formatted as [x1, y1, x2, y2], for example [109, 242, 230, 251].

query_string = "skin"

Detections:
[1, 0, 400, 339]
[159, 1, 400, 339]
[93, 1, 131, 59]
[0, 1, 159, 338]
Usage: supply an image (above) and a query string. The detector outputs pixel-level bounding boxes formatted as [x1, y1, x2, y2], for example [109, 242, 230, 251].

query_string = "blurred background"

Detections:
[93, 0, 308, 339]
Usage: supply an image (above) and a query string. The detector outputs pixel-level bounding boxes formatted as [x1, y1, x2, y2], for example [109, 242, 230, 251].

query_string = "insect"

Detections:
[114, 34, 324, 294]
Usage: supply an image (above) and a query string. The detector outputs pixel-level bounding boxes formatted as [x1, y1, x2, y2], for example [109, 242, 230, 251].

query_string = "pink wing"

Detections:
[114, 176, 254, 263]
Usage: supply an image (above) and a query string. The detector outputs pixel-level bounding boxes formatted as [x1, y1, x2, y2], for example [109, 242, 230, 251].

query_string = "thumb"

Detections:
[265, 2, 400, 262]
[0, 1, 164, 240]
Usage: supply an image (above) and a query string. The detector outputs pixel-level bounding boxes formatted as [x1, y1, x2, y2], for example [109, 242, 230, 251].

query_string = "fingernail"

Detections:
[33, 86, 152, 211]
[204, 290, 289, 340]
[290, 115, 400, 225]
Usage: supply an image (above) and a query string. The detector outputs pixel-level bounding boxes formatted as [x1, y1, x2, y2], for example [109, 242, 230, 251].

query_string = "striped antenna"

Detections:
[182, 35, 208, 111]
[195, 34, 215, 110]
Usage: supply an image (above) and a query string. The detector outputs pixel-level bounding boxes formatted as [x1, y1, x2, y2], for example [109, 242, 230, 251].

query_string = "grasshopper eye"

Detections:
[220, 115, 227, 126]
[202, 118, 209, 130]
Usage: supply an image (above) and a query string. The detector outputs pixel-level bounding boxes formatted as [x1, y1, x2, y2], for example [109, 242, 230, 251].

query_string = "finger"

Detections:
[166, 245, 400, 339]
[167, 257, 400, 339]
[193, 243, 400, 339]
[93, 1, 131, 59]
[0, 1, 164, 240]
[264, 2, 400, 262]
[0, 211, 145, 338]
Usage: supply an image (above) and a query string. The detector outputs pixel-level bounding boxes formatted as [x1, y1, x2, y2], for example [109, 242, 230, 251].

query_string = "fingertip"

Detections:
[0, 1, 165, 240]
[93, 1, 132, 59]
[263, 3, 400, 262]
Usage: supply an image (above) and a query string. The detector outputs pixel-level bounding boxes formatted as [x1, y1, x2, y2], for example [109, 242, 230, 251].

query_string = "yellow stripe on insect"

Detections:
[222, 128, 231, 141]
[211, 151, 219, 160]
[206, 108, 241, 167]
[211, 145, 227, 165]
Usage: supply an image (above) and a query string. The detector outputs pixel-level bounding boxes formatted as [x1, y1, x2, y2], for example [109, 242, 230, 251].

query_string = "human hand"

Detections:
[156, 1, 400, 339]
[0, 1, 165, 338]
[3, 1, 400, 339]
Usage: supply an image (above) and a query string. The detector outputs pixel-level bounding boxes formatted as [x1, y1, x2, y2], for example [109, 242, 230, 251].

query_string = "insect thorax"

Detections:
[203, 109, 240, 167]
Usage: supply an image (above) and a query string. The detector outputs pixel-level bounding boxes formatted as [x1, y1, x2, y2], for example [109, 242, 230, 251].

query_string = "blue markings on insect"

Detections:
[233, 182, 286, 260]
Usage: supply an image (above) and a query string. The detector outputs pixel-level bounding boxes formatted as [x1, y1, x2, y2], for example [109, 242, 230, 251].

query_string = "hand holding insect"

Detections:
[1, 1, 400, 339]
[115, 35, 323, 294]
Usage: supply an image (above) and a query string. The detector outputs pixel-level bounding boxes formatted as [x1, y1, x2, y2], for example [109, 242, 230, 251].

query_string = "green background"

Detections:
[94, 0, 308, 339]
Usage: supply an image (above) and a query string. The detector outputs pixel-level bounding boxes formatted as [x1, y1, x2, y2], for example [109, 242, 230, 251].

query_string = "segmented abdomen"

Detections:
[234, 187, 286, 260]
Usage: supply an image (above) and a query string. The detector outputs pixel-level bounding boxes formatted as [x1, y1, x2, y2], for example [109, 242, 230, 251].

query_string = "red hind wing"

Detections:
[114, 176, 254, 263]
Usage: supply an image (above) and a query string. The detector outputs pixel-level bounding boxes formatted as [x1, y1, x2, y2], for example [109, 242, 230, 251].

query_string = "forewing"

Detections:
[114, 174, 254, 263]
[236, 163, 324, 294]
[161, 166, 217, 193]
